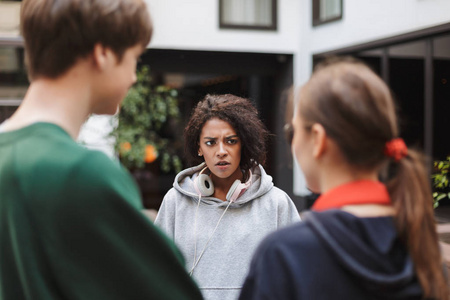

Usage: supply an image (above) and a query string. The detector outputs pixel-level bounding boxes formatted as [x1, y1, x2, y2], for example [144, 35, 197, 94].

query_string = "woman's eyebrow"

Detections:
[225, 135, 239, 139]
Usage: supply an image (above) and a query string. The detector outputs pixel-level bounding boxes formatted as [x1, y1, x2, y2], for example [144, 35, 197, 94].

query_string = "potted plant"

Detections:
[432, 156, 450, 208]
[113, 65, 183, 208]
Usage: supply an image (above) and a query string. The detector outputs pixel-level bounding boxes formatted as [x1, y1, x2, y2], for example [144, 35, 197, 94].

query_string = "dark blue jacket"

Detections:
[240, 210, 422, 299]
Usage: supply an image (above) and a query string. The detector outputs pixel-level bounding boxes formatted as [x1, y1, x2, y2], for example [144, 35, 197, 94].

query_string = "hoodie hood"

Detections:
[173, 163, 274, 208]
[306, 210, 421, 298]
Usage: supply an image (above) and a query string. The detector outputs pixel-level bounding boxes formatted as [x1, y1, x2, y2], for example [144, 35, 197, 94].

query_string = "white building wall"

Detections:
[293, 0, 450, 195]
[146, 0, 300, 54]
[296, 0, 450, 85]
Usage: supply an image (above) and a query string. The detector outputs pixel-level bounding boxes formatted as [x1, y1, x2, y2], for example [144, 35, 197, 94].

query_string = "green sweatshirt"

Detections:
[0, 122, 202, 300]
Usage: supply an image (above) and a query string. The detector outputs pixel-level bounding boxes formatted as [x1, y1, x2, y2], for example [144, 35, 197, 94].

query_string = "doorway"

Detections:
[137, 49, 300, 209]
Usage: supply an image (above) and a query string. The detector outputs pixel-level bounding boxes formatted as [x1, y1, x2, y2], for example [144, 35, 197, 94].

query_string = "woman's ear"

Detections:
[311, 123, 327, 159]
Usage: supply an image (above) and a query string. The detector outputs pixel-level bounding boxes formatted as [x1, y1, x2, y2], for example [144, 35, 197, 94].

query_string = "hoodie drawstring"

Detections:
[189, 195, 233, 276]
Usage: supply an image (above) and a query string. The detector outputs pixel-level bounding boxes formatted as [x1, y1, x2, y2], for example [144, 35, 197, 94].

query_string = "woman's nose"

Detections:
[217, 142, 227, 156]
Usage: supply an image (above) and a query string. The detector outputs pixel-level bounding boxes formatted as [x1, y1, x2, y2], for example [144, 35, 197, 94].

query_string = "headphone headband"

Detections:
[194, 166, 253, 202]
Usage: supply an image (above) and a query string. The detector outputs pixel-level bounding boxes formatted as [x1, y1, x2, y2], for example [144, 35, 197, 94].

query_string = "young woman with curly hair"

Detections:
[155, 94, 300, 300]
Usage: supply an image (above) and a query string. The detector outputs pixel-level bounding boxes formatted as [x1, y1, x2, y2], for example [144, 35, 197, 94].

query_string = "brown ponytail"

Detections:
[386, 150, 448, 299]
[301, 57, 448, 299]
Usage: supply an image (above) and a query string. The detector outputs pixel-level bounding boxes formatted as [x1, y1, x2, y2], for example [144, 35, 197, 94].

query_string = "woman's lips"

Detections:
[216, 161, 230, 170]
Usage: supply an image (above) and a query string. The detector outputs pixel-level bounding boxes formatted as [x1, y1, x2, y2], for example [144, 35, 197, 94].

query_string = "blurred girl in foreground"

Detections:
[240, 58, 448, 300]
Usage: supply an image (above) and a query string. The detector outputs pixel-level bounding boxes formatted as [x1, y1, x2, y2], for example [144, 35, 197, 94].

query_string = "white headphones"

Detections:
[193, 166, 252, 202]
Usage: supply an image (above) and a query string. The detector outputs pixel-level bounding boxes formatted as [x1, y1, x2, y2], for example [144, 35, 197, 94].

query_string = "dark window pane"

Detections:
[355, 48, 383, 77]
[433, 35, 450, 160]
[0, 45, 27, 123]
[388, 41, 426, 149]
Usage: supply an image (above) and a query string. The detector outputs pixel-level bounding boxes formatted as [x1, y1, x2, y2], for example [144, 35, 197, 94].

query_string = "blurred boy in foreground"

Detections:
[0, 1, 202, 299]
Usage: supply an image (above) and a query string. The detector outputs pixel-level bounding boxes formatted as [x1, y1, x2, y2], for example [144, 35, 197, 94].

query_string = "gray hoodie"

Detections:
[155, 163, 300, 300]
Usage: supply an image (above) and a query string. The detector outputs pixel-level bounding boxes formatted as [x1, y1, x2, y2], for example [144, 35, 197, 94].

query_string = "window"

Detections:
[0, 0, 26, 124]
[219, 0, 277, 31]
[0, 1, 21, 36]
[0, 45, 27, 123]
[433, 34, 450, 160]
[312, 0, 343, 27]
[313, 22, 450, 163]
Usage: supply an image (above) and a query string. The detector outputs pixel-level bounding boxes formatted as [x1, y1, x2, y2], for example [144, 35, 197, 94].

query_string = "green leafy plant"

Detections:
[113, 65, 183, 173]
[432, 156, 450, 208]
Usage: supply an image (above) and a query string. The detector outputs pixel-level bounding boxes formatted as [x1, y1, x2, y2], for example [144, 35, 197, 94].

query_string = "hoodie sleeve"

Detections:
[273, 187, 301, 227]
[154, 188, 178, 239]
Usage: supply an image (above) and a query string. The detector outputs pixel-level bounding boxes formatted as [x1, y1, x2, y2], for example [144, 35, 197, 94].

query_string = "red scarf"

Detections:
[312, 180, 391, 212]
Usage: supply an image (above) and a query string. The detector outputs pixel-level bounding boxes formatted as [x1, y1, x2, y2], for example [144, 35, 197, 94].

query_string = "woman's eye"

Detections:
[227, 139, 238, 145]
[205, 141, 215, 146]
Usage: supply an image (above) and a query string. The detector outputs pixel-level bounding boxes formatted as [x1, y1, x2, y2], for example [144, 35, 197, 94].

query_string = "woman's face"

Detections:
[198, 118, 242, 182]
[291, 89, 320, 193]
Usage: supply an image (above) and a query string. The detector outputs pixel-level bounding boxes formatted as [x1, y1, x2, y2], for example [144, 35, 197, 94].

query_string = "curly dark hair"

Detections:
[184, 94, 270, 172]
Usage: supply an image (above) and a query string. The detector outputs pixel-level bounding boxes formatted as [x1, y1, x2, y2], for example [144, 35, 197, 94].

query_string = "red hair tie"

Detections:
[384, 138, 408, 161]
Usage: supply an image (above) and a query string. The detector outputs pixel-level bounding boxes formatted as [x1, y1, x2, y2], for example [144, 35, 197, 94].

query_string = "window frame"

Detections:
[219, 0, 277, 31]
[312, 0, 343, 27]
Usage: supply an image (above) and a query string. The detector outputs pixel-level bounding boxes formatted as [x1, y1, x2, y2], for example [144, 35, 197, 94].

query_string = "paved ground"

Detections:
[435, 205, 450, 273]
[437, 223, 450, 274]
[436, 205, 450, 223]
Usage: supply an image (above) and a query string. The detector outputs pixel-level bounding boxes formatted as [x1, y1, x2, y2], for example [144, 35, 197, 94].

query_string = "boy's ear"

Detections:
[311, 123, 327, 159]
[92, 43, 114, 70]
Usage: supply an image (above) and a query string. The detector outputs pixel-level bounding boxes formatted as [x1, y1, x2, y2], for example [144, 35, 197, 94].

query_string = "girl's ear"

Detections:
[311, 123, 327, 159]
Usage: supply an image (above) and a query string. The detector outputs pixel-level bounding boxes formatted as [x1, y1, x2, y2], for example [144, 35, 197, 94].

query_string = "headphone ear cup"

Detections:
[195, 174, 214, 197]
[226, 180, 242, 202]
[225, 171, 253, 202]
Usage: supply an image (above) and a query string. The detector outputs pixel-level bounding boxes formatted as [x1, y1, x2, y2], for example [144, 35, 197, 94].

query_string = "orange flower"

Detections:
[144, 144, 158, 163]
[120, 142, 132, 152]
